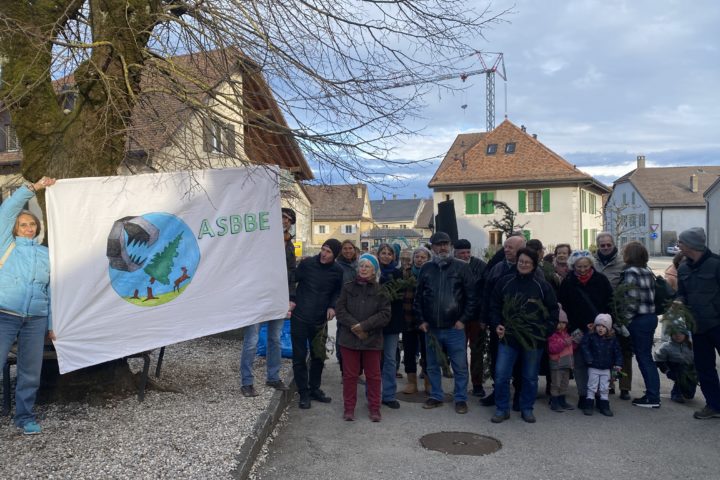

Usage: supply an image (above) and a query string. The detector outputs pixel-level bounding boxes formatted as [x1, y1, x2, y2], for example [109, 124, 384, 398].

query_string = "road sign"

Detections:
[650, 232, 658, 240]
[650, 224, 659, 232]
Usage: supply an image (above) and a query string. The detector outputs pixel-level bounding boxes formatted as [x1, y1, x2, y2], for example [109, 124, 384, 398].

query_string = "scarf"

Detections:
[355, 275, 371, 285]
[596, 247, 618, 266]
[380, 260, 398, 281]
[575, 268, 594, 285]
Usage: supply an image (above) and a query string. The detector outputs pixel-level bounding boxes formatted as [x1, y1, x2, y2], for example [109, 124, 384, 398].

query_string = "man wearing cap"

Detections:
[240, 207, 297, 397]
[414, 232, 478, 414]
[676, 227, 720, 419]
[453, 238, 488, 397]
[290, 238, 344, 409]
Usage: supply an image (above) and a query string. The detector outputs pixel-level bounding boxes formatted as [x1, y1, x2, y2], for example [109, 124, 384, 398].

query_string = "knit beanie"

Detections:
[594, 313, 612, 331]
[679, 227, 706, 252]
[568, 250, 592, 269]
[358, 253, 380, 281]
[322, 238, 342, 260]
[558, 303, 568, 324]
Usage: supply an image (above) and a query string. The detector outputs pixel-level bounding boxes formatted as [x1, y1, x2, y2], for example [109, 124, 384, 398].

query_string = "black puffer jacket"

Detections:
[413, 258, 478, 329]
[677, 249, 720, 334]
[557, 269, 613, 335]
[291, 255, 344, 325]
[380, 267, 405, 335]
[489, 271, 559, 350]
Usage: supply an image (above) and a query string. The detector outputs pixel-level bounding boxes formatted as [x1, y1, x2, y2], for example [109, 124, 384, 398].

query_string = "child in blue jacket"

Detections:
[581, 313, 623, 417]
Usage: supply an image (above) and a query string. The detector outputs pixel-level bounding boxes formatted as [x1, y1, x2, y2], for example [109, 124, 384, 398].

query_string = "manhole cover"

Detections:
[397, 392, 453, 404]
[420, 432, 502, 456]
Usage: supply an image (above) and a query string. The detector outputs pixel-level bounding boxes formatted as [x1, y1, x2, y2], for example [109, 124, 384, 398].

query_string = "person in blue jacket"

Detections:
[0, 176, 55, 435]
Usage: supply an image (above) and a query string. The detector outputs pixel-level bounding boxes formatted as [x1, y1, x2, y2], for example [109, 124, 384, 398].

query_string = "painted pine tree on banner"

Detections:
[143, 233, 183, 301]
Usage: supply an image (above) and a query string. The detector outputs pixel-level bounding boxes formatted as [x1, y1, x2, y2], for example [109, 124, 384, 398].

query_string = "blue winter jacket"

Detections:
[0, 186, 51, 328]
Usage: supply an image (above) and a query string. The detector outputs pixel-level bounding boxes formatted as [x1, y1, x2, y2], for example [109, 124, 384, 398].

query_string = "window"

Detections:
[317, 225, 327, 234]
[504, 142, 516, 154]
[581, 191, 587, 213]
[639, 213, 646, 227]
[489, 231, 503, 246]
[589, 194, 596, 214]
[465, 193, 479, 215]
[620, 236, 628, 247]
[631, 192, 636, 204]
[202, 119, 236, 155]
[629, 214, 637, 227]
[381, 224, 388, 228]
[400, 224, 407, 229]
[622, 192, 627, 205]
[518, 189, 550, 213]
[1, 124, 18, 152]
[486, 144, 498, 155]
[620, 215, 628, 227]
[343, 224, 356, 234]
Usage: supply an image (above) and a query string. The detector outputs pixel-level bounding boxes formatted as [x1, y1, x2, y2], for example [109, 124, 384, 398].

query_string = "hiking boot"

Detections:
[598, 399, 614, 417]
[299, 394, 311, 409]
[423, 398, 444, 409]
[343, 411, 355, 421]
[583, 398, 594, 416]
[22, 421, 42, 435]
[480, 392, 496, 407]
[491, 412, 510, 423]
[550, 396, 563, 412]
[558, 395, 574, 410]
[310, 389, 332, 403]
[619, 390, 631, 400]
[671, 394, 685, 404]
[521, 411, 536, 423]
[632, 396, 660, 408]
[472, 385, 486, 397]
[266, 380, 289, 391]
[455, 401, 468, 414]
[402, 373, 418, 394]
[369, 411, 382, 422]
[382, 400, 401, 409]
[693, 406, 720, 420]
[241, 385, 259, 398]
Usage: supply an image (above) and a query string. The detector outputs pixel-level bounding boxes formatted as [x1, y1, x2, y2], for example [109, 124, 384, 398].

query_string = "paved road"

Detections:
[253, 319, 719, 480]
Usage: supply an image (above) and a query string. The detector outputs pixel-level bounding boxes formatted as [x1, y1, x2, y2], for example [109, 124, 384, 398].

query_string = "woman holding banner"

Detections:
[0, 176, 55, 435]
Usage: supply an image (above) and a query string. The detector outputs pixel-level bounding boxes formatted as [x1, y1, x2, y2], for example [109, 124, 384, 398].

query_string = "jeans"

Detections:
[425, 327, 468, 403]
[0, 313, 47, 427]
[240, 318, 284, 387]
[628, 313, 660, 402]
[290, 320, 326, 396]
[341, 346, 381, 414]
[381, 333, 399, 401]
[692, 324, 720, 411]
[494, 343, 543, 416]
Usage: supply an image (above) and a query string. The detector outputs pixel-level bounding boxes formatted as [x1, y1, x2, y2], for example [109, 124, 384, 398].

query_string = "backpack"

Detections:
[653, 274, 676, 315]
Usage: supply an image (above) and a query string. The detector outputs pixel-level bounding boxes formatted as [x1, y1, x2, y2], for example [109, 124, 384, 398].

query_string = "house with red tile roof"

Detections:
[429, 119, 610, 252]
[1, 49, 315, 244]
[609, 155, 720, 255]
[305, 184, 373, 249]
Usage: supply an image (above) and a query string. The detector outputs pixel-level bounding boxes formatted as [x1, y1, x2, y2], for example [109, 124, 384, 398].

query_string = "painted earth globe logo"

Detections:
[106, 213, 200, 307]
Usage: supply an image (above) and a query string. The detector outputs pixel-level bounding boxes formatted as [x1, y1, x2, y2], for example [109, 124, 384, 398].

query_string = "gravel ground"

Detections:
[0, 335, 291, 479]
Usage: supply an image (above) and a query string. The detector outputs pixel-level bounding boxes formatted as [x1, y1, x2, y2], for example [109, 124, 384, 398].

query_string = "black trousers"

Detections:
[291, 320, 326, 396]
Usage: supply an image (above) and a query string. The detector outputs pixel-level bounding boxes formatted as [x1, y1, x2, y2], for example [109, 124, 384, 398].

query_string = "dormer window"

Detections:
[505, 142, 516, 154]
[486, 144, 498, 155]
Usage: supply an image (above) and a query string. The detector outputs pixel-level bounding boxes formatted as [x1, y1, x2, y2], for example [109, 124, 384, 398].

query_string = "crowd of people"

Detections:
[245, 215, 720, 424]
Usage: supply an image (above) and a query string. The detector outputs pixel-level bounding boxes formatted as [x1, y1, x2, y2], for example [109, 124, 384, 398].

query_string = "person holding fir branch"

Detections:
[489, 247, 559, 423]
[376, 243, 404, 410]
[400, 246, 431, 394]
[654, 316, 696, 403]
[580, 314, 623, 416]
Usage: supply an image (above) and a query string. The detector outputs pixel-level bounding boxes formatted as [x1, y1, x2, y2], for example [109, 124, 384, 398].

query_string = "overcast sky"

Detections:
[365, 0, 720, 199]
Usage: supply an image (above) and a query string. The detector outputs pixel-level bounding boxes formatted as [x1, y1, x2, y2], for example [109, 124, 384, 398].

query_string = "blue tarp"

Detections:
[256, 319, 293, 358]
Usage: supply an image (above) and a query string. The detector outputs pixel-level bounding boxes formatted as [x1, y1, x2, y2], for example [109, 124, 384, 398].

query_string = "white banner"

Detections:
[47, 167, 287, 373]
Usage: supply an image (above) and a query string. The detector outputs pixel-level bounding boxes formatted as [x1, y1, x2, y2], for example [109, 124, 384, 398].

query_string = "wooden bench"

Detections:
[2, 344, 165, 416]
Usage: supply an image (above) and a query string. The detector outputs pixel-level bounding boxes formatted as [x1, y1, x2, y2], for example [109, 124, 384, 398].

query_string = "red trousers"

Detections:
[340, 346, 382, 414]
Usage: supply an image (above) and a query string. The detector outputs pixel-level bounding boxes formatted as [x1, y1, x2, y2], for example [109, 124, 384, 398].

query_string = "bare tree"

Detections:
[0, 1, 509, 186]
[603, 201, 648, 245]
[483, 199, 529, 240]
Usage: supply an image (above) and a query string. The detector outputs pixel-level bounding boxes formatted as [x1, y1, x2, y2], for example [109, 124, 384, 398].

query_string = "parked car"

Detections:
[666, 243, 680, 256]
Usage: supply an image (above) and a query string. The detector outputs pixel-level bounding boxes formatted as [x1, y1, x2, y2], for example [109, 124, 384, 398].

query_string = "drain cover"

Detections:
[397, 392, 453, 404]
[420, 432, 502, 456]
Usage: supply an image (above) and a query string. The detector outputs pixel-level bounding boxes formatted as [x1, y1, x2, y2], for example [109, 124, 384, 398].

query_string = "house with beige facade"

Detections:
[607, 157, 720, 255]
[306, 184, 373, 249]
[428, 120, 610, 253]
[1, 50, 314, 244]
[363, 197, 433, 248]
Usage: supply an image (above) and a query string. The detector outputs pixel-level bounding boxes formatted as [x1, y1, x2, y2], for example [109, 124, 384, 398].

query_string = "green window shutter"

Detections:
[481, 192, 495, 214]
[518, 190, 526, 213]
[542, 189, 551, 212]
[465, 193, 479, 215]
[583, 229, 589, 249]
[522, 230, 531, 241]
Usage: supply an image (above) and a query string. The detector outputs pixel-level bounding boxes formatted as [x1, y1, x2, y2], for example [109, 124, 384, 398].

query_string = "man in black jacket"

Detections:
[240, 208, 296, 397]
[290, 238, 344, 409]
[677, 227, 720, 419]
[414, 232, 478, 414]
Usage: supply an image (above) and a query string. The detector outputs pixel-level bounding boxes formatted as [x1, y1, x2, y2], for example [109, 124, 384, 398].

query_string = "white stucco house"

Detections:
[428, 120, 610, 254]
[606, 156, 720, 255]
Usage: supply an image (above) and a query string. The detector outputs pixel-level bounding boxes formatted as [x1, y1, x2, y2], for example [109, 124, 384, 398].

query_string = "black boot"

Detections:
[480, 392, 495, 407]
[583, 398, 594, 416]
[550, 396, 563, 412]
[598, 399, 614, 417]
[558, 395, 575, 410]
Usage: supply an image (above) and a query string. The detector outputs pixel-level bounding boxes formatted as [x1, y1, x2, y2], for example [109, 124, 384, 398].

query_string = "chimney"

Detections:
[521, 125, 527, 132]
[690, 174, 699, 193]
[413, 193, 417, 199]
[637, 155, 646, 169]
[392, 194, 397, 200]
[356, 186, 363, 199]
[532, 133, 537, 140]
